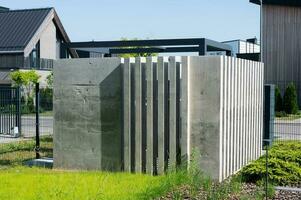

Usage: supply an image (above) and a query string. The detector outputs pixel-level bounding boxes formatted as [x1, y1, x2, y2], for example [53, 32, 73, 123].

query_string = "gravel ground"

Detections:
[273, 189, 301, 200]
[158, 183, 301, 199]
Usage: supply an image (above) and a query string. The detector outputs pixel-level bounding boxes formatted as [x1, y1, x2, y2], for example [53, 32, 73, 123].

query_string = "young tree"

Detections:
[10, 70, 40, 103]
[275, 86, 283, 112]
[283, 83, 299, 114]
[118, 38, 158, 58]
[46, 72, 53, 88]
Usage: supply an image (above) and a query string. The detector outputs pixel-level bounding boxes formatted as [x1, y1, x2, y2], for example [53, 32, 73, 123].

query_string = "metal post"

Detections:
[264, 85, 275, 147]
[265, 144, 268, 200]
[17, 87, 21, 136]
[35, 83, 40, 159]
[264, 139, 271, 200]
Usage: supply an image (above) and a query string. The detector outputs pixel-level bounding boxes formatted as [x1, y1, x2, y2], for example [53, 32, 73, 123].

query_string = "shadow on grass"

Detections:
[0, 137, 53, 167]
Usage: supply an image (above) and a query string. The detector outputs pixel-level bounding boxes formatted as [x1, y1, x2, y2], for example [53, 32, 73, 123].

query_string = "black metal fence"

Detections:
[271, 81, 301, 142]
[0, 84, 53, 167]
[0, 87, 21, 136]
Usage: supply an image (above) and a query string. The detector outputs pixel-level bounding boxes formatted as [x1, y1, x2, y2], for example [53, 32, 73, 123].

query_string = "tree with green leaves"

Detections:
[10, 70, 40, 106]
[46, 72, 53, 88]
[275, 86, 283, 112]
[118, 38, 158, 58]
[283, 83, 299, 114]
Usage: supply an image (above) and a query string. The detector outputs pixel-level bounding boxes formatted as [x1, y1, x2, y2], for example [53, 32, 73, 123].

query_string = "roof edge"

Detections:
[250, 0, 301, 7]
[52, 9, 78, 58]
[0, 7, 52, 13]
[250, 0, 261, 5]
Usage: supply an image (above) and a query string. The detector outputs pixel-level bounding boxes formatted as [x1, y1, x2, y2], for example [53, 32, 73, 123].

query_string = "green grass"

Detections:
[275, 111, 301, 120]
[0, 167, 188, 200]
[0, 138, 189, 200]
[0, 137, 52, 167]
[23, 111, 53, 117]
[0, 138, 273, 199]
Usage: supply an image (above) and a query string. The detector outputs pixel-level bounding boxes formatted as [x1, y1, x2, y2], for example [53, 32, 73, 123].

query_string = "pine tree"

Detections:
[283, 83, 299, 114]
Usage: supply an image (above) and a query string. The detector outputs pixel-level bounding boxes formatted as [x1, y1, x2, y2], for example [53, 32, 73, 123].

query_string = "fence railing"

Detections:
[0, 87, 21, 136]
[266, 81, 301, 142]
[23, 58, 53, 70]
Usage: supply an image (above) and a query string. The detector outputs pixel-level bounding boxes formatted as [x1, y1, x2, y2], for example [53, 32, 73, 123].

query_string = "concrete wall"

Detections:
[53, 58, 122, 171]
[53, 56, 264, 181]
[188, 56, 264, 181]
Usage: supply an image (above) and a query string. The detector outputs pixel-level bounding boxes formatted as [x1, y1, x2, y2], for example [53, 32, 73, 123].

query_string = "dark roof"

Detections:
[0, 8, 52, 52]
[250, 0, 301, 7]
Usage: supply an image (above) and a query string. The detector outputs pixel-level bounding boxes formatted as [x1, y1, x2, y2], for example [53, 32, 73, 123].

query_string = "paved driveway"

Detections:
[274, 118, 301, 140]
[0, 115, 53, 144]
[21, 116, 53, 138]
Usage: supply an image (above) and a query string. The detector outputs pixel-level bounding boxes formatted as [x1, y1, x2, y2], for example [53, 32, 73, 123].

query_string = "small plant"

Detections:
[40, 88, 53, 111]
[283, 83, 299, 114]
[118, 38, 158, 58]
[46, 72, 53, 88]
[275, 111, 287, 118]
[10, 70, 40, 114]
[275, 86, 283, 112]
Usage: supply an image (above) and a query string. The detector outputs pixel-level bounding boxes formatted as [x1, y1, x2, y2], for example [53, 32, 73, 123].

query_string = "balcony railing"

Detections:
[24, 58, 53, 70]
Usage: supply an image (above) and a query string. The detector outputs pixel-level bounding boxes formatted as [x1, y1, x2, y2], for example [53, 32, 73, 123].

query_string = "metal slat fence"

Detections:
[0, 84, 53, 168]
[0, 87, 21, 136]
[271, 81, 301, 142]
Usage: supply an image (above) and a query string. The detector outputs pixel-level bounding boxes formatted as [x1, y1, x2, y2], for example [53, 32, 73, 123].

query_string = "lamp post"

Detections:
[263, 139, 272, 200]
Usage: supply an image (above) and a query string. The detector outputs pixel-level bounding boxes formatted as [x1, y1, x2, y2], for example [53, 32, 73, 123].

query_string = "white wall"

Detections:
[39, 20, 57, 59]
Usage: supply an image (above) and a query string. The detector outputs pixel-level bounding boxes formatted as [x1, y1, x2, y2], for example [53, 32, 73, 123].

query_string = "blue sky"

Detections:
[1, 0, 260, 42]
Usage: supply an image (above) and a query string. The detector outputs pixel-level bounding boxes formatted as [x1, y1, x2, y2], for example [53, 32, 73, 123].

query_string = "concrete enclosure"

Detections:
[53, 56, 264, 181]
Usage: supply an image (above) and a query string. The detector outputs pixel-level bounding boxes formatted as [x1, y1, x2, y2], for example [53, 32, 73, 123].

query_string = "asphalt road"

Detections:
[274, 118, 301, 140]
[0, 116, 53, 144]
[1, 116, 301, 144]
[21, 116, 53, 137]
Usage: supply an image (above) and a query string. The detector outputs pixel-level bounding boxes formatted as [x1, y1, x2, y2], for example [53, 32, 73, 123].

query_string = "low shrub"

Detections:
[275, 86, 283, 112]
[283, 83, 299, 114]
[275, 111, 287, 118]
[241, 141, 301, 186]
[21, 96, 35, 114]
[40, 88, 53, 111]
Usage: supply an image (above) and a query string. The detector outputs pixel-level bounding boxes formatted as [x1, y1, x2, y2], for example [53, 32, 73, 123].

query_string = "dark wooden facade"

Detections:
[262, 4, 301, 104]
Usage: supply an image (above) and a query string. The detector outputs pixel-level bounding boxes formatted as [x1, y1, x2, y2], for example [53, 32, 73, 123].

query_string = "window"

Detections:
[30, 41, 40, 68]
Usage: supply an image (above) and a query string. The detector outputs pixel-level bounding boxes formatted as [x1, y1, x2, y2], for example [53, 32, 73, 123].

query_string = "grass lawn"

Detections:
[0, 167, 187, 200]
[0, 138, 188, 200]
[23, 111, 53, 117]
[0, 137, 272, 199]
[0, 137, 52, 167]
[275, 111, 301, 120]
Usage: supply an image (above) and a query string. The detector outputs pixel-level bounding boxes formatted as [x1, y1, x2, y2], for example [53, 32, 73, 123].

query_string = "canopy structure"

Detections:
[63, 38, 232, 57]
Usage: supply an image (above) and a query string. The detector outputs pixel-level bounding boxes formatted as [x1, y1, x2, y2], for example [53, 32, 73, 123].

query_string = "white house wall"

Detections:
[39, 20, 57, 59]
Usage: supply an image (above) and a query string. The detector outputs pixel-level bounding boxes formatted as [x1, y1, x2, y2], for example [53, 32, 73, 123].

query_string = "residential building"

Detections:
[0, 7, 77, 85]
[251, 0, 301, 104]
[207, 38, 260, 61]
